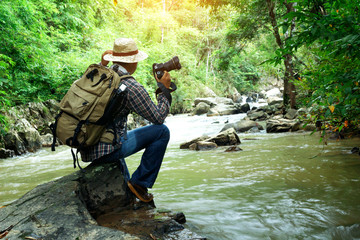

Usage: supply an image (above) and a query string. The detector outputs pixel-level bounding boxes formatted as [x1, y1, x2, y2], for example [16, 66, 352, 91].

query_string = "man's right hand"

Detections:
[156, 71, 171, 89]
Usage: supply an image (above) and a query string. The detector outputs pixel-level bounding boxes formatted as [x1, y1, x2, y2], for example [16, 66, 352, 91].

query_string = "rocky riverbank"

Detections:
[180, 88, 317, 151]
[0, 87, 316, 158]
[0, 101, 147, 159]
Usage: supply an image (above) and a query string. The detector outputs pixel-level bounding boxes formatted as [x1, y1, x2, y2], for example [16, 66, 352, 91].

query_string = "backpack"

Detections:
[50, 64, 132, 167]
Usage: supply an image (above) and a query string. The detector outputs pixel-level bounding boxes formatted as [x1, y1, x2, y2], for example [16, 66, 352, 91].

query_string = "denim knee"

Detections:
[158, 124, 170, 142]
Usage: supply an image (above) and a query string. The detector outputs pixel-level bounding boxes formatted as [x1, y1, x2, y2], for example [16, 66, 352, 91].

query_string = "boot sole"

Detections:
[127, 181, 153, 203]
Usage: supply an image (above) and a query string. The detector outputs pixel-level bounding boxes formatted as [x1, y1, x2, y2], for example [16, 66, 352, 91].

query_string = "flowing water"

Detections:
[1, 113, 360, 240]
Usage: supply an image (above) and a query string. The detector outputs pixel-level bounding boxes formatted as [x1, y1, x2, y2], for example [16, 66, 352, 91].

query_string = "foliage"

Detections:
[0, 0, 251, 124]
[283, 0, 360, 137]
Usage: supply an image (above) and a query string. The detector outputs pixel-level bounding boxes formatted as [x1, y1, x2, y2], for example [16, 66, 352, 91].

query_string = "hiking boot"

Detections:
[127, 181, 154, 203]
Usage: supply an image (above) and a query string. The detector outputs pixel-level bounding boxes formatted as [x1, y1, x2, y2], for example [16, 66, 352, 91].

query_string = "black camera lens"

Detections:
[153, 56, 181, 79]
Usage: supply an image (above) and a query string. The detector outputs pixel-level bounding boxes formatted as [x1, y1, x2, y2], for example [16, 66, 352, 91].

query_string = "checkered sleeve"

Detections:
[125, 78, 170, 124]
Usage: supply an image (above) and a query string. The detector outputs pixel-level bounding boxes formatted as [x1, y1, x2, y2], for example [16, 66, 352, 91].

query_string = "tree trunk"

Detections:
[266, 0, 297, 108]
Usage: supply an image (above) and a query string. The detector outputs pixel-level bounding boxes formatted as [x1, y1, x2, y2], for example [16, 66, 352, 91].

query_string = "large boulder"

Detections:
[194, 98, 217, 108]
[0, 148, 14, 158]
[180, 128, 240, 150]
[0, 162, 202, 239]
[247, 111, 270, 121]
[193, 97, 241, 116]
[180, 136, 210, 149]
[209, 103, 239, 116]
[221, 120, 264, 133]
[207, 128, 241, 146]
[189, 141, 218, 150]
[284, 108, 298, 120]
[3, 130, 27, 155]
[266, 118, 301, 133]
[15, 118, 42, 152]
[193, 102, 211, 115]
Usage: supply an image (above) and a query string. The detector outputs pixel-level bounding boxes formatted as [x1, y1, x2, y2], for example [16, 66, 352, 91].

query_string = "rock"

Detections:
[351, 147, 359, 154]
[3, 130, 27, 155]
[40, 133, 58, 147]
[210, 103, 239, 116]
[247, 111, 269, 121]
[0, 162, 201, 239]
[239, 103, 250, 113]
[285, 108, 298, 120]
[221, 120, 264, 133]
[203, 86, 217, 97]
[214, 97, 234, 105]
[266, 118, 301, 133]
[180, 128, 240, 150]
[194, 98, 217, 107]
[207, 128, 240, 146]
[224, 146, 242, 152]
[180, 136, 209, 149]
[189, 141, 218, 150]
[267, 97, 283, 105]
[206, 108, 220, 117]
[15, 118, 42, 152]
[193, 102, 210, 115]
[0, 148, 14, 158]
[265, 88, 282, 98]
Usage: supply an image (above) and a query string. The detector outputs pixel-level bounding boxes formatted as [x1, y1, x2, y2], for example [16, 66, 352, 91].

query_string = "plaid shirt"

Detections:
[80, 64, 170, 162]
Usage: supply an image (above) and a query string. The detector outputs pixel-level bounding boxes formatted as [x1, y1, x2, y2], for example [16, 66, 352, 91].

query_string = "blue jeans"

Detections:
[95, 124, 170, 188]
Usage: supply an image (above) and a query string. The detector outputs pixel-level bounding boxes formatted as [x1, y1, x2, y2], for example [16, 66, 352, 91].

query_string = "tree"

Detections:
[282, 0, 360, 136]
[199, 0, 298, 108]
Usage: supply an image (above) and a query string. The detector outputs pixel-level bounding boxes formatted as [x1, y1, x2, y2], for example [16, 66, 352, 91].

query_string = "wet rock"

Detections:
[180, 136, 209, 149]
[224, 146, 243, 152]
[267, 97, 283, 105]
[180, 128, 240, 150]
[265, 88, 282, 98]
[210, 103, 239, 116]
[189, 141, 217, 150]
[194, 98, 217, 107]
[206, 108, 220, 117]
[207, 128, 240, 146]
[77, 162, 134, 218]
[0, 148, 14, 158]
[40, 133, 57, 147]
[266, 118, 301, 133]
[221, 120, 264, 133]
[0, 162, 202, 239]
[247, 111, 270, 121]
[285, 108, 298, 120]
[3, 130, 27, 155]
[351, 147, 359, 154]
[15, 118, 42, 152]
[239, 103, 250, 113]
[193, 97, 241, 116]
[193, 102, 211, 115]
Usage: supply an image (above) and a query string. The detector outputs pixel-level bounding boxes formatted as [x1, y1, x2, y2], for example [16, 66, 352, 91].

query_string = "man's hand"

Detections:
[156, 71, 171, 89]
[101, 50, 113, 66]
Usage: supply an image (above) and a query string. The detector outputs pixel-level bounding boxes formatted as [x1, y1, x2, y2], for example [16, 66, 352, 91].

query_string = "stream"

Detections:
[1, 113, 360, 239]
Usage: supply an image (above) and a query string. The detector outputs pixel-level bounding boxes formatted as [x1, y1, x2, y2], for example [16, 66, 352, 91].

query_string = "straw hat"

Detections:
[103, 38, 148, 63]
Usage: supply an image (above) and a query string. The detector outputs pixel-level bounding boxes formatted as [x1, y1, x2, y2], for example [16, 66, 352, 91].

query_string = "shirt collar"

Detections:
[110, 64, 129, 76]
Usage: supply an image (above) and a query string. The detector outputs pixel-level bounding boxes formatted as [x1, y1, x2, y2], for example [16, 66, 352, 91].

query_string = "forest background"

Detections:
[0, 0, 359, 137]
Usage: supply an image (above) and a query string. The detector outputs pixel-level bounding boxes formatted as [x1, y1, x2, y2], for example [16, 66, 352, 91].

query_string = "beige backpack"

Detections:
[50, 64, 132, 157]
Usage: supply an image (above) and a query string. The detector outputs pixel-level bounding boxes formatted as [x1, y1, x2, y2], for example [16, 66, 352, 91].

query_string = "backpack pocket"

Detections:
[56, 113, 86, 147]
[60, 84, 97, 120]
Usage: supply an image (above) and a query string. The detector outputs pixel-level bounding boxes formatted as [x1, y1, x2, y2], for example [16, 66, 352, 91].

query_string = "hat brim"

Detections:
[103, 50, 148, 63]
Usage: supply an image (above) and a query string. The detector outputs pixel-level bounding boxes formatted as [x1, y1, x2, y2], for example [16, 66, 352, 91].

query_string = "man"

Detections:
[80, 38, 172, 203]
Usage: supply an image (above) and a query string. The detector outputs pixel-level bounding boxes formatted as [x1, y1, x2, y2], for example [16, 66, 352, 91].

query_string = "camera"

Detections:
[152, 56, 182, 79]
